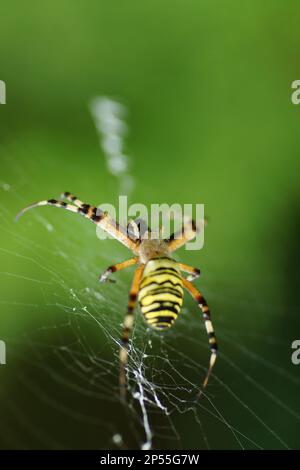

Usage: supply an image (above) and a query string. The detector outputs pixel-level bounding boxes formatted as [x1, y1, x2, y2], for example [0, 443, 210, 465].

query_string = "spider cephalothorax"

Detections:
[17, 192, 217, 399]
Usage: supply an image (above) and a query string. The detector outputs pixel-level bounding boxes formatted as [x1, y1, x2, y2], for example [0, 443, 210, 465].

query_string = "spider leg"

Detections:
[99, 257, 138, 283]
[16, 199, 79, 220]
[60, 191, 85, 207]
[178, 262, 201, 282]
[182, 277, 217, 398]
[166, 219, 198, 252]
[166, 217, 208, 253]
[16, 196, 139, 252]
[119, 265, 144, 400]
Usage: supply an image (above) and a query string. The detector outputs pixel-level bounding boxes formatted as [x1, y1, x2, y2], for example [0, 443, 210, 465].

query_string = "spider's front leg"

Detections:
[99, 258, 138, 283]
[119, 265, 144, 400]
[166, 217, 207, 253]
[61, 191, 85, 207]
[16, 192, 140, 252]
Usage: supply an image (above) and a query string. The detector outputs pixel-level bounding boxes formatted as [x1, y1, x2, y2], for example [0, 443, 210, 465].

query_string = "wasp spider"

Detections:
[17, 192, 217, 399]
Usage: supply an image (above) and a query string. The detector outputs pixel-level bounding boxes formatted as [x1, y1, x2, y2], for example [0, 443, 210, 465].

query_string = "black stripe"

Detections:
[139, 281, 183, 291]
[140, 278, 183, 289]
[146, 269, 181, 278]
[155, 316, 174, 323]
[78, 204, 90, 214]
[107, 265, 116, 273]
[129, 293, 137, 301]
[143, 298, 181, 307]
[196, 294, 207, 307]
[145, 272, 181, 281]
[150, 257, 175, 261]
[91, 214, 103, 223]
[152, 266, 180, 274]
[139, 287, 183, 301]
[141, 297, 181, 309]
[143, 303, 179, 315]
[92, 212, 105, 222]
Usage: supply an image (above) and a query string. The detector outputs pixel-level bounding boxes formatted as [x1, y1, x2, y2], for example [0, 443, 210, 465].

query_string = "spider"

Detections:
[17, 192, 217, 399]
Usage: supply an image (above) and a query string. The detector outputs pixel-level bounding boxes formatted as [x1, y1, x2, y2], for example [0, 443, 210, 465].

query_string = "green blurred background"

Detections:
[0, 0, 300, 450]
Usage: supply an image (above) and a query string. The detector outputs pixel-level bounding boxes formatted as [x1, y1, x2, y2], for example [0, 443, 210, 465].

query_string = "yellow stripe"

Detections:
[145, 269, 181, 278]
[138, 282, 183, 299]
[140, 292, 183, 307]
[142, 300, 181, 312]
[145, 310, 178, 319]
[141, 302, 180, 314]
[141, 302, 161, 313]
[139, 259, 184, 331]
[146, 317, 159, 324]
[142, 258, 181, 276]
[153, 322, 172, 328]
[140, 273, 182, 289]
[140, 271, 181, 283]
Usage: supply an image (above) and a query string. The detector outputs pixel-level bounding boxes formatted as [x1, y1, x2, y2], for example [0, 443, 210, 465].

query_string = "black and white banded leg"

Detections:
[182, 278, 218, 397]
[119, 265, 144, 400]
[99, 258, 138, 283]
[178, 262, 201, 282]
[16, 193, 139, 252]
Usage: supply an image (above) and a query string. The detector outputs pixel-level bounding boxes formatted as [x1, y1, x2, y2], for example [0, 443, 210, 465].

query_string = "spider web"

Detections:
[0, 112, 299, 450]
[1, 183, 300, 450]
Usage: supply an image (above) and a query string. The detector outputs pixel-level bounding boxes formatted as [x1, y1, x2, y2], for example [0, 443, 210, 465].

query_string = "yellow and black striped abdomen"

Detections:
[138, 258, 183, 330]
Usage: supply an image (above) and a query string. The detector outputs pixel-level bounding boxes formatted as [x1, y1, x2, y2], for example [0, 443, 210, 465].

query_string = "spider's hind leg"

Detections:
[119, 265, 144, 400]
[182, 278, 217, 397]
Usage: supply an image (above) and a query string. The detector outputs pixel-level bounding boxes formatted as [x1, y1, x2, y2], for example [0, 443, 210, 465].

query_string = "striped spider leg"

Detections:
[17, 191, 142, 399]
[119, 265, 144, 400]
[166, 215, 207, 254]
[99, 258, 138, 283]
[98, 218, 148, 282]
[177, 262, 201, 282]
[182, 278, 217, 398]
[166, 218, 198, 253]
[16, 192, 139, 253]
[17, 193, 215, 399]
[166, 218, 217, 396]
